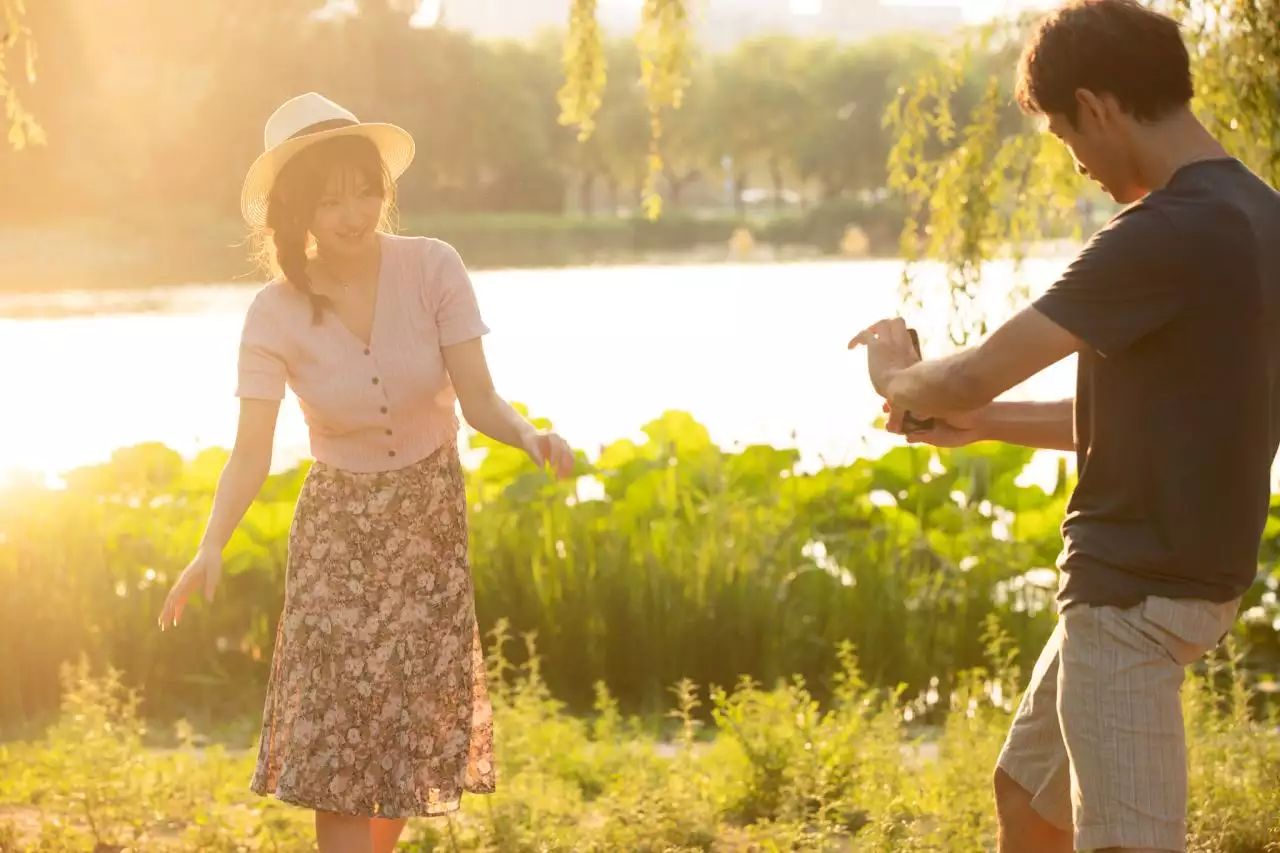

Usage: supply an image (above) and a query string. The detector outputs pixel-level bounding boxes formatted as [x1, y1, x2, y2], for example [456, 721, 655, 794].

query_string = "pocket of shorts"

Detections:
[1131, 597, 1240, 666]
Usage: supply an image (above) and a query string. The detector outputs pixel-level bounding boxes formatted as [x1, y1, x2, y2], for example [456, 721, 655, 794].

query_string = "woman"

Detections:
[158, 92, 574, 853]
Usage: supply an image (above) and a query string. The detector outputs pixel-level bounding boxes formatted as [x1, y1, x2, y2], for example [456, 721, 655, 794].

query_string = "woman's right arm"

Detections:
[197, 399, 280, 553]
[159, 398, 279, 628]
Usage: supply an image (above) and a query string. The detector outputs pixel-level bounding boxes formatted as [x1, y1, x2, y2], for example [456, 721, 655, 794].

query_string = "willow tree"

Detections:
[0, 0, 41, 148]
[560, 0, 691, 218]
[560, 0, 1279, 335]
[883, 0, 1280, 341]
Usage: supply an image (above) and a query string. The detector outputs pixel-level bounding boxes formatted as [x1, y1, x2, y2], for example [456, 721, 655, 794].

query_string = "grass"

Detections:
[1, 411, 1279, 850]
[1, 621, 1277, 853]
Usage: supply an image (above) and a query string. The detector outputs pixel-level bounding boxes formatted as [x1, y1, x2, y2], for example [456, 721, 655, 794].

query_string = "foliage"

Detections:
[634, 0, 692, 219]
[558, 0, 607, 143]
[558, 0, 693, 219]
[2, 411, 1277, 735]
[1170, 0, 1280, 186]
[10, 0, 1275, 305]
[794, 36, 946, 204]
[397, 204, 908, 267]
[884, 0, 1280, 342]
[0, 0, 41, 149]
[0, 4, 944, 233]
[2, 7, 976, 292]
[884, 17, 1087, 344]
[1, 626, 1276, 852]
[0, 413, 1057, 730]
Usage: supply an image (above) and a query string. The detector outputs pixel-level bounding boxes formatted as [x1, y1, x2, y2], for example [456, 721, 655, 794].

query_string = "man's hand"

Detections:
[851, 308, 1080, 416]
[849, 318, 920, 399]
[884, 402, 986, 448]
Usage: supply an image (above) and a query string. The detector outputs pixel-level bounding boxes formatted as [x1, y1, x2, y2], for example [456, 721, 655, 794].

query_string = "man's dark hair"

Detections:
[1014, 0, 1193, 127]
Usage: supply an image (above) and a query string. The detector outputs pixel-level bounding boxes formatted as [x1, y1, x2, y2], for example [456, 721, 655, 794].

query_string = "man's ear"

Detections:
[1074, 87, 1114, 131]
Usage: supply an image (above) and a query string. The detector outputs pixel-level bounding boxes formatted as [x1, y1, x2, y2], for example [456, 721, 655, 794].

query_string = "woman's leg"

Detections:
[315, 811, 373, 853]
[370, 817, 409, 853]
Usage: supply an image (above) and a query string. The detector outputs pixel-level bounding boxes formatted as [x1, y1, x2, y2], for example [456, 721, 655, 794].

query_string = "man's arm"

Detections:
[879, 307, 1081, 416]
[891, 398, 1075, 451]
[971, 399, 1075, 451]
[862, 204, 1184, 417]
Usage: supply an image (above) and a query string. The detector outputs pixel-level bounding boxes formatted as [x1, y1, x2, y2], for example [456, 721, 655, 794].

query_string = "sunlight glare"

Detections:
[315, 0, 356, 20]
[885, 0, 1052, 24]
[411, 0, 443, 27]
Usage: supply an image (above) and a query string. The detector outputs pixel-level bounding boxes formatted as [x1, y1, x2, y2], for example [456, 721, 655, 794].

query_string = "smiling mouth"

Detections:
[338, 228, 368, 240]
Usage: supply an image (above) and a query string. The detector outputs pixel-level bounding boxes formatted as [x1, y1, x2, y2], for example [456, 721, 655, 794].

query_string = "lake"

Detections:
[0, 256, 1081, 487]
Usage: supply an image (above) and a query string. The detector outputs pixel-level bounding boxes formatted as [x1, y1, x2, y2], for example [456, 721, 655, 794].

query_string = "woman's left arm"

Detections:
[443, 337, 575, 479]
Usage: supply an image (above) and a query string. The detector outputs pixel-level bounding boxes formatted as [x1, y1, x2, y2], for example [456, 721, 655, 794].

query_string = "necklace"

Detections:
[312, 251, 379, 299]
[314, 243, 380, 296]
[313, 263, 358, 296]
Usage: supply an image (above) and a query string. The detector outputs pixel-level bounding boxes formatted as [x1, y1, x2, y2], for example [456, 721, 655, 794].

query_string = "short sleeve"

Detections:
[235, 294, 287, 401]
[1032, 203, 1187, 357]
[427, 240, 490, 347]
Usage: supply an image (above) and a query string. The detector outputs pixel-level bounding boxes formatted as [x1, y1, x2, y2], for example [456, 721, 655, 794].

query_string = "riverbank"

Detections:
[0, 205, 905, 294]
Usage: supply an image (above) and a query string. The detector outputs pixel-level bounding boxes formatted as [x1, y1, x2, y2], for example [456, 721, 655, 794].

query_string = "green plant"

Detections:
[3, 628, 1274, 851]
[6, 410, 1278, 736]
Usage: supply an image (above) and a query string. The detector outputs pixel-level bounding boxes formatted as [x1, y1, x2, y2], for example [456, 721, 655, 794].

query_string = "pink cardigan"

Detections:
[235, 233, 489, 473]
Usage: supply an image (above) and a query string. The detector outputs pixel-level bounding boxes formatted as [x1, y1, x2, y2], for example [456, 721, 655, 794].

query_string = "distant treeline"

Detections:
[0, 2, 1059, 289]
[0, 2, 1032, 222]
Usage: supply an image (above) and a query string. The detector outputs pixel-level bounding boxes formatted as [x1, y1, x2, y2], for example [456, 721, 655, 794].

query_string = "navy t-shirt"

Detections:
[1033, 158, 1280, 608]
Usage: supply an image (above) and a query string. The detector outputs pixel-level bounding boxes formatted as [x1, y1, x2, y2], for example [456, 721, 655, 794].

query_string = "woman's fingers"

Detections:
[159, 562, 210, 629]
[160, 576, 187, 630]
[204, 560, 221, 603]
[550, 436, 574, 479]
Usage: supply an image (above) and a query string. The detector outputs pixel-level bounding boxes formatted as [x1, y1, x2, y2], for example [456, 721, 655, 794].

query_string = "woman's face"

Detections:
[309, 167, 384, 260]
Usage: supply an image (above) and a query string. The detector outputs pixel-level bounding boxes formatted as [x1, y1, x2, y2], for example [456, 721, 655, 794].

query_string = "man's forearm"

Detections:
[884, 351, 994, 416]
[974, 399, 1075, 452]
[878, 307, 1082, 417]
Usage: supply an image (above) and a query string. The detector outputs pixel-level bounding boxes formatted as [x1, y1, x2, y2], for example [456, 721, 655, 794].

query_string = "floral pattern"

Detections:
[250, 443, 495, 818]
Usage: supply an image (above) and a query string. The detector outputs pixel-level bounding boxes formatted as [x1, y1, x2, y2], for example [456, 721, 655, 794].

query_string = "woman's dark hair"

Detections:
[253, 134, 396, 323]
[1014, 0, 1193, 128]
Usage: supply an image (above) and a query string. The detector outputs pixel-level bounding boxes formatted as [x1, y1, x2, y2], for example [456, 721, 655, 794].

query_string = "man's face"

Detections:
[1047, 94, 1144, 204]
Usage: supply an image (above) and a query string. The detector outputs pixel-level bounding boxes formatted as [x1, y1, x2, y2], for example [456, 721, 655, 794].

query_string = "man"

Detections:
[853, 1, 1280, 852]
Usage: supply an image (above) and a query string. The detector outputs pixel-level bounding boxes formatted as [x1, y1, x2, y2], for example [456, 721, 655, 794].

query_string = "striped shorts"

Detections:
[997, 595, 1240, 852]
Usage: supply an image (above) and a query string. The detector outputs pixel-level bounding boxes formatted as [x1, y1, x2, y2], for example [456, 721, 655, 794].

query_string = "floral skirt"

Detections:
[249, 443, 495, 818]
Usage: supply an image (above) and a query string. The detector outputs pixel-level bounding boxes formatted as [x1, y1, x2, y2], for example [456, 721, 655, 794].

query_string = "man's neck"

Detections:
[1132, 109, 1231, 193]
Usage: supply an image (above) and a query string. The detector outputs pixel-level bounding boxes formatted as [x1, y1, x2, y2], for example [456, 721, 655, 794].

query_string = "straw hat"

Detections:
[240, 92, 415, 228]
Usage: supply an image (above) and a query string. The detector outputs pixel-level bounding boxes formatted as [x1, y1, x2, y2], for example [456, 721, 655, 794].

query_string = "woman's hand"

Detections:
[522, 429, 575, 480]
[159, 547, 223, 630]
